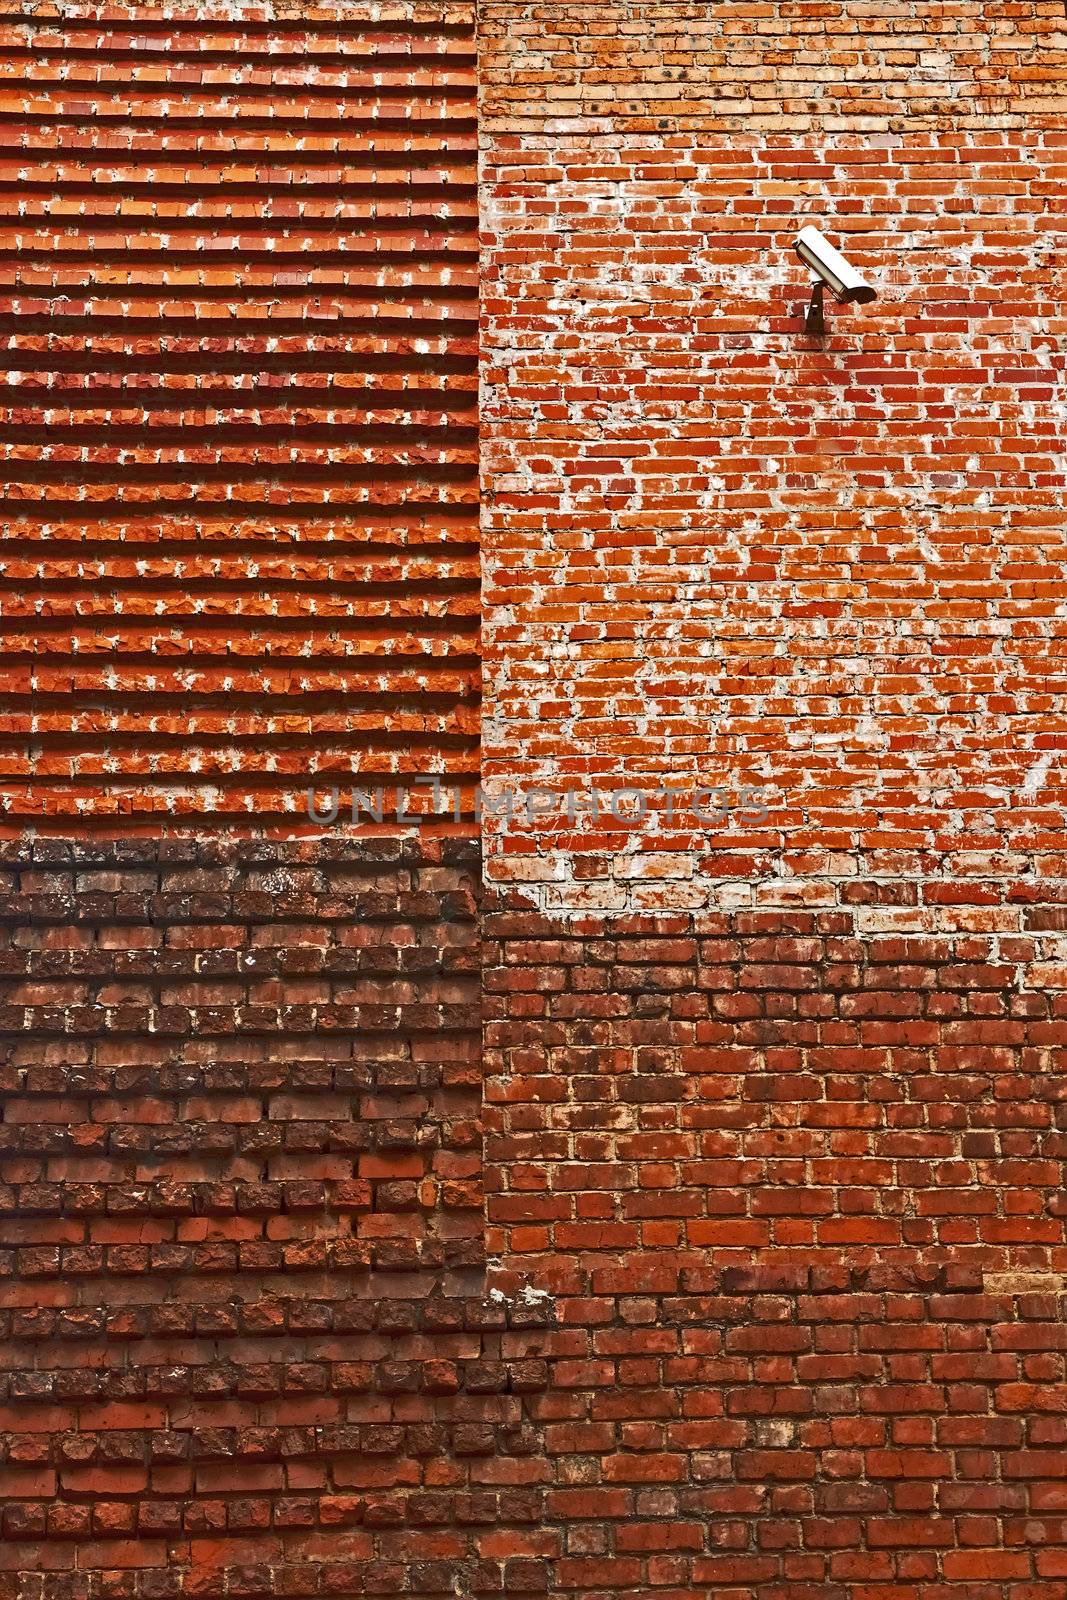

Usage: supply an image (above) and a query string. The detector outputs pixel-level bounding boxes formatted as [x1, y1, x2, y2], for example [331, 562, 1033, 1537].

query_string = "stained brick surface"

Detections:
[480, 2, 1067, 913]
[0, 837, 511, 1598]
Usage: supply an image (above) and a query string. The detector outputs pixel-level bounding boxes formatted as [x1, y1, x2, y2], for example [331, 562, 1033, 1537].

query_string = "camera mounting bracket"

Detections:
[804, 280, 826, 338]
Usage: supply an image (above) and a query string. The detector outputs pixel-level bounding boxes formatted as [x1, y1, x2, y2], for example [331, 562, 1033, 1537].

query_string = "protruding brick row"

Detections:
[0, 834, 520, 1598]
[0, 1, 479, 827]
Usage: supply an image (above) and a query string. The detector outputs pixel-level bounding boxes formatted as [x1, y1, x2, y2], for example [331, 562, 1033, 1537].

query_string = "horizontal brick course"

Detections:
[0, 0, 478, 826]
[0, 836, 527, 1599]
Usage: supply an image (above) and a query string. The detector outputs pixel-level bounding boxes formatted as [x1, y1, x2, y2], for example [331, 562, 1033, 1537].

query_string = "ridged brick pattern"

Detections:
[0, 1, 478, 828]
[0, 837, 521, 1599]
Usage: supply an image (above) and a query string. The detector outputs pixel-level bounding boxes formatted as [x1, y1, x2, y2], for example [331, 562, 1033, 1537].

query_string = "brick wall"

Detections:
[6, 2, 1067, 1597]
[0, 837, 517, 1598]
[484, 907, 1067, 1269]
[0, 8, 511, 1600]
[478, 4, 1067, 1594]
[481, 0, 1067, 914]
[481, 900, 1067, 1593]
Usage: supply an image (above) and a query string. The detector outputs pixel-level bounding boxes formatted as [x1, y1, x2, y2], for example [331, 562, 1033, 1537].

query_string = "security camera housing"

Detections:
[794, 225, 876, 337]
[795, 224, 876, 306]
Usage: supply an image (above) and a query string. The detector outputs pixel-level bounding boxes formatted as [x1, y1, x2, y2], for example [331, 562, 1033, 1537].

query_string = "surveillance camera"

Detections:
[794, 224, 876, 335]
